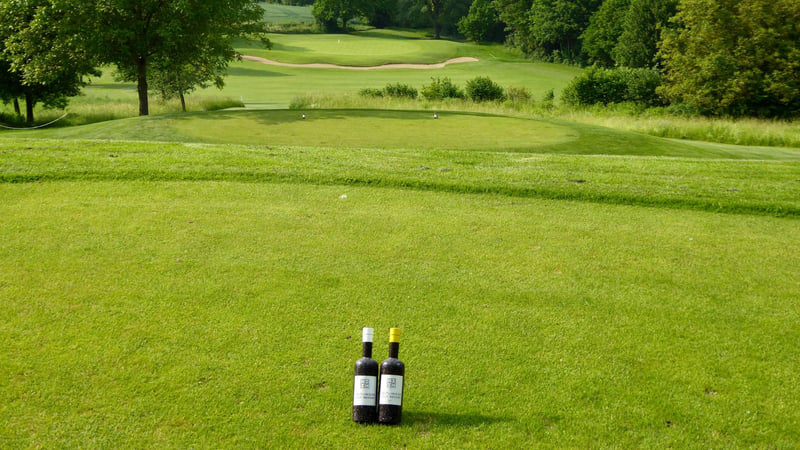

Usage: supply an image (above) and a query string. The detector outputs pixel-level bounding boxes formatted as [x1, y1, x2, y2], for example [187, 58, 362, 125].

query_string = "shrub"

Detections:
[421, 77, 464, 101]
[562, 66, 664, 106]
[505, 86, 532, 104]
[383, 83, 418, 99]
[465, 76, 505, 102]
[359, 83, 417, 99]
[359, 87, 384, 98]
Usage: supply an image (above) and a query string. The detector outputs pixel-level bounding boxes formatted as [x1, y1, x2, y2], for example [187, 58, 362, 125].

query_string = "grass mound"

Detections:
[9, 109, 800, 160]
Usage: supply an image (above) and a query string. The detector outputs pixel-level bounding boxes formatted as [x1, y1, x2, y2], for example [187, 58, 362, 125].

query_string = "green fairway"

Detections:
[2, 176, 799, 447]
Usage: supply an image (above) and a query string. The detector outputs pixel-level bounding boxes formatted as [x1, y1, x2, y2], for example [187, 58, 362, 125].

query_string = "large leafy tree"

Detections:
[0, 0, 98, 123]
[92, 0, 268, 116]
[0, 57, 25, 118]
[581, 0, 676, 68]
[406, 0, 471, 39]
[458, 0, 506, 43]
[659, 0, 800, 116]
[494, 0, 534, 52]
[581, 0, 630, 67]
[613, 0, 677, 68]
[312, 0, 364, 31]
[528, 0, 601, 61]
[117, 49, 230, 112]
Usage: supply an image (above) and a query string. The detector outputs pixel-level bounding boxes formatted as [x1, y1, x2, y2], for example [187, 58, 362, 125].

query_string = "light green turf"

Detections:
[2, 178, 799, 447]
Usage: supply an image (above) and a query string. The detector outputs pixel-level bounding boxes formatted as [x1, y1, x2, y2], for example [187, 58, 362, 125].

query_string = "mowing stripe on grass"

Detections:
[2, 139, 799, 217]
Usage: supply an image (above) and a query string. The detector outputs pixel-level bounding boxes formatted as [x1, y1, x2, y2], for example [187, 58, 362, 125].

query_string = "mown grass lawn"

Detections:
[1, 137, 799, 447]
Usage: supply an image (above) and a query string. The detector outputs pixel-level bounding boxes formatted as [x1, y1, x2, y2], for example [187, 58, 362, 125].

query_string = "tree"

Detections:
[581, 0, 630, 67]
[0, 58, 25, 118]
[458, 0, 506, 43]
[528, 0, 602, 62]
[659, 0, 800, 116]
[364, 0, 395, 28]
[412, 0, 471, 39]
[312, 0, 362, 31]
[422, 0, 447, 39]
[0, 0, 97, 123]
[613, 0, 677, 68]
[494, 0, 534, 52]
[91, 0, 268, 116]
[119, 53, 228, 112]
[394, 0, 431, 30]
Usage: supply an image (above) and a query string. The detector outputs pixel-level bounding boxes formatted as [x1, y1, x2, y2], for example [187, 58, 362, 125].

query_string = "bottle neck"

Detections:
[388, 342, 399, 358]
[362, 341, 373, 358]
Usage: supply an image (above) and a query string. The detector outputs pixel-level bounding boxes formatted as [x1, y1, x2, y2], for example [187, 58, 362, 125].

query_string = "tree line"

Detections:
[1, 0, 269, 123]
[308, 0, 799, 117]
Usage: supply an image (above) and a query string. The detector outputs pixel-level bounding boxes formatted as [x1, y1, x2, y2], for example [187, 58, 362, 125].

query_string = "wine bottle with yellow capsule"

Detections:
[378, 328, 404, 424]
[352, 327, 378, 423]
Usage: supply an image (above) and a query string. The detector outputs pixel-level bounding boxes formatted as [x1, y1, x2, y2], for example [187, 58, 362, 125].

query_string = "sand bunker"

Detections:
[241, 55, 478, 70]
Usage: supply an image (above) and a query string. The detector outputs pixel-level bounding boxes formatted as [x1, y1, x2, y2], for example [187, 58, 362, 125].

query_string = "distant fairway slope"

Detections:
[240, 31, 473, 67]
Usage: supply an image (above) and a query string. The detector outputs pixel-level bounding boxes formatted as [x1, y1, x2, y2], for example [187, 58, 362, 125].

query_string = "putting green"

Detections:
[23, 109, 577, 151]
[151, 109, 578, 150]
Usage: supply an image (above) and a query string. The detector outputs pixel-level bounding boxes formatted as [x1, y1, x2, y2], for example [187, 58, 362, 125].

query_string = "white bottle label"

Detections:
[353, 375, 377, 406]
[379, 374, 404, 406]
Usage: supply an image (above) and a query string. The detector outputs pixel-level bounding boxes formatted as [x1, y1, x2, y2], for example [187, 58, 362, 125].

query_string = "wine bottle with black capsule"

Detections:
[378, 327, 405, 425]
[352, 327, 379, 423]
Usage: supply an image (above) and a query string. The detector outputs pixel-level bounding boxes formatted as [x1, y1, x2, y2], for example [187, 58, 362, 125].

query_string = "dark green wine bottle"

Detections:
[353, 327, 378, 423]
[378, 328, 404, 425]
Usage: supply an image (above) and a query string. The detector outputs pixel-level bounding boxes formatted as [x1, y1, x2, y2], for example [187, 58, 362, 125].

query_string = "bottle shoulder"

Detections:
[355, 357, 379, 371]
[380, 357, 405, 372]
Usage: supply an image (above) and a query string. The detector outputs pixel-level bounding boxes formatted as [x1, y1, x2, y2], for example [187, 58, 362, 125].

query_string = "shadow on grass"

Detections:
[227, 66, 290, 78]
[400, 410, 511, 428]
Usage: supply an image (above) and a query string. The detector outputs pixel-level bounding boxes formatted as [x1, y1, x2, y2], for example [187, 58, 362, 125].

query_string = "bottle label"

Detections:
[353, 376, 377, 406]
[379, 374, 403, 406]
